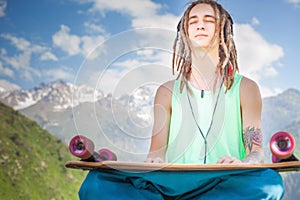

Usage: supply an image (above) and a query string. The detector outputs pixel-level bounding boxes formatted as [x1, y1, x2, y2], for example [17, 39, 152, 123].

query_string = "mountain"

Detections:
[262, 88, 300, 137]
[0, 102, 86, 199]
[0, 80, 104, 110]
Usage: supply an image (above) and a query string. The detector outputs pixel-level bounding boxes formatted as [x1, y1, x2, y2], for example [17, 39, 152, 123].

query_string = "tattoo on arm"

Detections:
[243, 126, 262, 152]
[242, 126, 263, 163]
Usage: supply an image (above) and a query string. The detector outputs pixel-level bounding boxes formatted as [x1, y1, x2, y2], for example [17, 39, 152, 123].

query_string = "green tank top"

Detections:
[167, 74, 246, 164]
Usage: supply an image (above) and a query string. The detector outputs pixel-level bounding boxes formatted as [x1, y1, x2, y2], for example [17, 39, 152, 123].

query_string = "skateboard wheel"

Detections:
[270, 131, 295, 159]
[98, 148, 117, 161]
[271, 155, 279, 163]
[69, 135, 95, 160]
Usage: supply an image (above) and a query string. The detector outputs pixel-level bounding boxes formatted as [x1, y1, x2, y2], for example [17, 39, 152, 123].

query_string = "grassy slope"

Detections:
[0, 102, 86, 200]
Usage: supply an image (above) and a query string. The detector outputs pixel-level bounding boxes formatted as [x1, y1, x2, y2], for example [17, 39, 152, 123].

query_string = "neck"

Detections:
[189, 47, 220, 91]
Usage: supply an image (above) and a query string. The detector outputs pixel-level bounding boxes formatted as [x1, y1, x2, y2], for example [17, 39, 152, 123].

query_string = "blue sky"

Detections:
[0, 0, 300, 97]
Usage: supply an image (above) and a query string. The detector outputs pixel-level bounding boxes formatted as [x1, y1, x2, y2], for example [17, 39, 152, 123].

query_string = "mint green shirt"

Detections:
[167, 74, 246, 164]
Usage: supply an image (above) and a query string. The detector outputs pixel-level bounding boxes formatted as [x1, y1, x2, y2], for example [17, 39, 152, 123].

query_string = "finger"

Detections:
[216, 156, 229, 164]
[153, 157, 164, 163]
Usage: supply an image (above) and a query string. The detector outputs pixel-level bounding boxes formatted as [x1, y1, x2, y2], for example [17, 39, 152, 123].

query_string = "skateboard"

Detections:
[270, 131, 299, 163]
[66, 133, 300, 172]
[69, 135, 117, 162]
[65, 160, 300, 172]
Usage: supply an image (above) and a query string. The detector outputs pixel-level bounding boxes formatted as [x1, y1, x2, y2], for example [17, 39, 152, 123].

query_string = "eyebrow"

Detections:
[188, 14, 216, 21]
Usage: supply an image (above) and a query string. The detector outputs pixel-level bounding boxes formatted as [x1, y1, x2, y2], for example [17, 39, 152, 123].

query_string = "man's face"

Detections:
[187, 3, 218, 50]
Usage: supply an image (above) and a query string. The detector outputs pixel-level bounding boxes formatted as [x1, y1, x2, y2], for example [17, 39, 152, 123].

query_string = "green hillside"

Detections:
[0, 102, 86, 200]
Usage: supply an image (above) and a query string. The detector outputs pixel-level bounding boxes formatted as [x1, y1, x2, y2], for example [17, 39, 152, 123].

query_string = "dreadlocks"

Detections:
[172, 0, 238, 93]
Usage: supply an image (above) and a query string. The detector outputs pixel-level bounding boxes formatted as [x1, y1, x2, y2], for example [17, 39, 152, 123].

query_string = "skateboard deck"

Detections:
[66, 132, 299, 172]
[65, 160, 300, 172]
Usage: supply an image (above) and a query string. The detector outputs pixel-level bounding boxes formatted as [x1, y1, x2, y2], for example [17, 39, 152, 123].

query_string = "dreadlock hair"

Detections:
[172, 0, 238, 93]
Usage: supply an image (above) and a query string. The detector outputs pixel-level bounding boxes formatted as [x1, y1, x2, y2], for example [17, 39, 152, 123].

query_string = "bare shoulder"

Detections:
[156, 80, 175, 96]
[155, 80, 175, 106]
[240, 76, 262, 105]
[241, 77, 261, 94]
[159, 80, 175, 90]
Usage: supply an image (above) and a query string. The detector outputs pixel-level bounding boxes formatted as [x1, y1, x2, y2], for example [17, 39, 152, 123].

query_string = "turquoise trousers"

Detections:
[79, 168, 284, 200]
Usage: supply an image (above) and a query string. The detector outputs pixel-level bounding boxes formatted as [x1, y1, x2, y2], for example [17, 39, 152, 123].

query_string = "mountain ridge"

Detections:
[0, 80, 104, 111]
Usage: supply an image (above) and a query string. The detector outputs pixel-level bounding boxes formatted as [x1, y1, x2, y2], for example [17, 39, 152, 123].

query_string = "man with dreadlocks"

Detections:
[144, 0, 284, 199]
[78, 1, 284, 199]
[146, 0, 261, 165]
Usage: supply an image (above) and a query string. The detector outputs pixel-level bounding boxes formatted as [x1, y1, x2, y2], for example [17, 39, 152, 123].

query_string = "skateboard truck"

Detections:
[270, 131, 299, 163]
[69, 135, 117, 162]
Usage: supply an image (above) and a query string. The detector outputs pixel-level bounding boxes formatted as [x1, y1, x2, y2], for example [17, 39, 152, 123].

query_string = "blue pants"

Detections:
[79, 168, 284, 200]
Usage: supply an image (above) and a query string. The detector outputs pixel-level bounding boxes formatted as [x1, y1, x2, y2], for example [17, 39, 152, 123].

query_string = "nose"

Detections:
[197, 21, 205, 30]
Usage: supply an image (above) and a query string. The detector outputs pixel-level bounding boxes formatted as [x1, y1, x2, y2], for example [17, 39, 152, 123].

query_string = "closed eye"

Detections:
[188, 16, 198, 25]
[204, 15, 216, 23]
[189, 20, 197, 25]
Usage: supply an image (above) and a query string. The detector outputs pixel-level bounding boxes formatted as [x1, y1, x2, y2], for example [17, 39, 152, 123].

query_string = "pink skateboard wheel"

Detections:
[270, 131, 295, 160]
[69, 135, 95, 160]
[98, 148, 117, 161]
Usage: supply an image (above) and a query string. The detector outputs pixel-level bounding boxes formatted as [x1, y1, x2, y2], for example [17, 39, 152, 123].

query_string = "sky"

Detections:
[0, 0, 300, 97]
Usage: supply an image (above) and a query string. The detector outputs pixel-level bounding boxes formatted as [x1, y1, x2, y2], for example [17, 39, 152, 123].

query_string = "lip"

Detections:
[195, 33, 208, 38]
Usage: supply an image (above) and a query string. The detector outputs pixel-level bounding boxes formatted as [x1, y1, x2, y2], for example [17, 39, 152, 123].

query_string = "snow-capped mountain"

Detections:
[0, 80, 104, 111]
[0, 87, 5, 93]
[118, 85, 156, 124]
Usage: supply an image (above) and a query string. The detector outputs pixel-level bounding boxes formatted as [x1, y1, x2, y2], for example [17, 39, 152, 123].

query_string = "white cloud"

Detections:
[95, 62, 172, 96]
[1, 34, 31, 51]
[84, 0, 161, 18]
[1, 33, 52, 56]
[251, 17, 260, 25]
[1, 50, 31, 71]
[0, 61, 14, 78]
[234, 24, 284, 97]
[260, 86, 283, 98]
[43, 68, 74, 81]
[0, 34, 57, 81]
[132, 13, 179, 30]
[234, 24, 284, 82]
[77, 0, 178, 30]
[0, 0, 7, 17]
[286, 0, 300, 6]
[84, 22, 106, 34]
[52, 25, 81, 56]
[52, 24, 106, 60]
[92, 48, 175, 96]
[81, 35, 106, 59]
[22, 68, 41, 82]
[0, 79, 20, 91]
[113, 59, 147, 69]
[40, 52, 58, 61]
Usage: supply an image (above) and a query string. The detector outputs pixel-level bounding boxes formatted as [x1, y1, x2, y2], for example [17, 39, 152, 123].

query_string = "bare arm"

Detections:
[145, 81, 173, 163]
[217, 77, 263, 164]
[240, 77, 264, 163]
